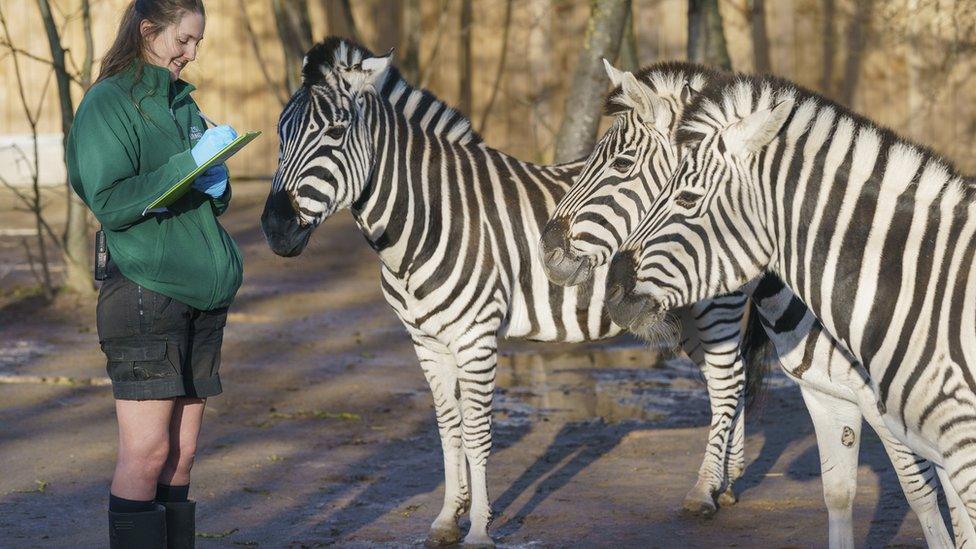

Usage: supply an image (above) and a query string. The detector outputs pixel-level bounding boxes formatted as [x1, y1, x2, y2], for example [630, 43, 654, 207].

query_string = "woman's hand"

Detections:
[193, 164, 228, 198]
[190, 125, 238, 166]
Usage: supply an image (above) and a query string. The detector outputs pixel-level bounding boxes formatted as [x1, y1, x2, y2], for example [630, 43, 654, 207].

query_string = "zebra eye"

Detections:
[612, 156, 634, 171]
[325, 126, 346, 139]
[675, 190, 703, 209]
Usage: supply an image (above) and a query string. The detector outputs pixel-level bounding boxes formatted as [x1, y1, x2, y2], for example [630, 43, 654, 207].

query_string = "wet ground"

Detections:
[0, 182, 936, 547]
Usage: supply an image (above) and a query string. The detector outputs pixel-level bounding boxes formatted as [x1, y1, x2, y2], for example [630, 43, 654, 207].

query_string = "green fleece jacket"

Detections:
[67, 61, 243, 311]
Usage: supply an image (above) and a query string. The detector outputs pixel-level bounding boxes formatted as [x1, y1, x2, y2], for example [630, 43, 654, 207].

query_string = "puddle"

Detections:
[495, 344, 790, 427]
[0, 339, 54, 373]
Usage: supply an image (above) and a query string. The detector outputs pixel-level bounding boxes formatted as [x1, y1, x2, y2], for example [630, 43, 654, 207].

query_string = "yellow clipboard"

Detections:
[142, 130, 262, 215]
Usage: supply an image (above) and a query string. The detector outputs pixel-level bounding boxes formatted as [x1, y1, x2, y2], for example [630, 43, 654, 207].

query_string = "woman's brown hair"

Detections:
[96, 0, 205, 83]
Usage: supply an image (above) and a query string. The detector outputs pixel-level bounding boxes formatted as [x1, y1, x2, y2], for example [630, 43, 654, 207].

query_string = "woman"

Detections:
[66, 1, 242, 547]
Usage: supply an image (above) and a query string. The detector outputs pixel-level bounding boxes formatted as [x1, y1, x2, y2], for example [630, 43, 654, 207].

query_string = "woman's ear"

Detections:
[138, 19, 154, 39]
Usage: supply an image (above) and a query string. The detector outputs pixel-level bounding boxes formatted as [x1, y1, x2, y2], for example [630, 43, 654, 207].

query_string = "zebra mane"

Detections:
[603, 61, 723, 116]
[677, 73, 972, 197]
[302, 37, 482, 146]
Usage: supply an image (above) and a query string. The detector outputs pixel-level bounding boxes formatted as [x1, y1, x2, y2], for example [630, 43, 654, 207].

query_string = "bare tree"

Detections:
[240, 0, 289, 104]
[553, 0, 631, 163]
[399, 0, 422, 82]
[0, 7, 58, 299]
[371, 0, 401, 53]
[687, 0, 732, 70]
[821, 0, 836, 96]
[618, 5, 639, 72]
[323, 0, 360, 42]
[272, 0, 313, 94]
[749, 0, 771, 74]
[839, 0, 874, 107]
[478, 0, 513, 133]
[458, 0, 473, 115]
[36, 0, 93, 294]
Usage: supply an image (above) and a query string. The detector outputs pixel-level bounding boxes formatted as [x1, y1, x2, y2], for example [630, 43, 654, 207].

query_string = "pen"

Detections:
[199, 111, 218, 128]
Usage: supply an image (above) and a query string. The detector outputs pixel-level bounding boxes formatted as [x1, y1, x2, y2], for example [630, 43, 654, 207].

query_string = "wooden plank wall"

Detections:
[2, 0, 974, 178]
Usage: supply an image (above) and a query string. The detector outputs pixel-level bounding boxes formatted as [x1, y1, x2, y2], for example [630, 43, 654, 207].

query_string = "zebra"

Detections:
[542, 60, 954, 547]
[259, 37, 761, 546]
[542, 60, 753, 517]
[606, 72, 976, 544]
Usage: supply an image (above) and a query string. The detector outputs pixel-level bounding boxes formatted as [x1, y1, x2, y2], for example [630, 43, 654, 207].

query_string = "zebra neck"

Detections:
[762, 114, 976, 372]
[350, 91, 579, 280]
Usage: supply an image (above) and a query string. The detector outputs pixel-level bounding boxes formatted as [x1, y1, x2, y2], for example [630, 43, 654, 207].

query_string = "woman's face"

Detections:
[142, 10, 205, 81]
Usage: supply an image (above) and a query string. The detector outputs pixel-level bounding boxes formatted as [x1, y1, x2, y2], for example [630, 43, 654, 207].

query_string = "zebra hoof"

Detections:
[461, 533, 495, 548]
[682, 494, 718, 518]
[425, 524, 462, 546]
[717, 486, 738, 507]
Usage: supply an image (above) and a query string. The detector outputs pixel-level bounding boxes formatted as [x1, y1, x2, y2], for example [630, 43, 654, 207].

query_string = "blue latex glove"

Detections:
[190, 125, 238, 166]
[193, 164, 228, 199]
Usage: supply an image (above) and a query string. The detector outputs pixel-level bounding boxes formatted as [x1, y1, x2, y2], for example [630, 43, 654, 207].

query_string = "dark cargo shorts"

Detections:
[96, 262, 227, 400]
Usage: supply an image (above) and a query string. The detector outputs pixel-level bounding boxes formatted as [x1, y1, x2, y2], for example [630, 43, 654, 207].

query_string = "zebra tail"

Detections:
[741, 297, 774, 413]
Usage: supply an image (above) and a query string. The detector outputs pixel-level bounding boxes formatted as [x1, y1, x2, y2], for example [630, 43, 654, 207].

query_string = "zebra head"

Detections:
[606, 79, 797, 335]
[541, 61, 710, 287]
[262, 38, 392, 257]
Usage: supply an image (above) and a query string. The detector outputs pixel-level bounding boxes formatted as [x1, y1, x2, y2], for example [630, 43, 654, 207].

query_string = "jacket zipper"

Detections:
[170, 107, 187, 146]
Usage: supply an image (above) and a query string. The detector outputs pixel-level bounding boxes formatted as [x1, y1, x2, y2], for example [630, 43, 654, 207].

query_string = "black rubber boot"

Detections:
[108, 503, 167, 549]
[160, 500, 196, 549]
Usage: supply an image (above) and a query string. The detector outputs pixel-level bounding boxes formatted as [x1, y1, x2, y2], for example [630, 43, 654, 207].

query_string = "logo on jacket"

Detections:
[189, 125, 204, 141]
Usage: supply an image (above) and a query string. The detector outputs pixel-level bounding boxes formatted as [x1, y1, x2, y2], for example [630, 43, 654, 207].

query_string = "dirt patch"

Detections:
[0, 182, 933, 547]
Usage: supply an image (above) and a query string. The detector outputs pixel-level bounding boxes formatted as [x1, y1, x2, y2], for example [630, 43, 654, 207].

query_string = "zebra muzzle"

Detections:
[546, 247, 565, 266]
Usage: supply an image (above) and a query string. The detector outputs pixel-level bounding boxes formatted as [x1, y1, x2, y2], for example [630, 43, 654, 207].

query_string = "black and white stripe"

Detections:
[611, 73, 976, 544]
[262, 38, 620, 546]
[542, 61, 753, 516]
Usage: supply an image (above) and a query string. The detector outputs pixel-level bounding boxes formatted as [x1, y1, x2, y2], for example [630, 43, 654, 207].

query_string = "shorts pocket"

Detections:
[102, 339, 182, 382]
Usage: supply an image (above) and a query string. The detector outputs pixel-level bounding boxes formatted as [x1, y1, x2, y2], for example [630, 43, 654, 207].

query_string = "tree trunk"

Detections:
[458, 0, 473, 116]
[323, 0, 360, 43]
[687, 0, 732, 70]
[839, 0, 873, 107]
[821, 0, 836, 96]
[399, 0, 422, 82]
[749, 0, 771, 74]
[478, 0, 513, 134]
[272, 0, 313, 94]
[618, 4, 639, 72]
[553, 0, 631, 163]
[36, 0, 92, 294]
[371, 0, 401, 53]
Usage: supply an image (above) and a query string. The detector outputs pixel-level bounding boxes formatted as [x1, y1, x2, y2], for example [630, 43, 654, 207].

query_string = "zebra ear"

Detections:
[603, 58, 625, 88]
[359, 48, 394, 89]
[723, 99, 795, 157]
[620, 72, 672, 132]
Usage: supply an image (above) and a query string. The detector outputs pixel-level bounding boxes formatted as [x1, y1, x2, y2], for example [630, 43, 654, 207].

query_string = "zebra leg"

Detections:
[453, 334, 498, 547]
[937, 465, 976, 547]
[718, 405, 746, 506]
[682, 296, 747, 517]
[799, 385, 861, 549]
[857, 394, 954, 547]
[414, 342, 469, 546]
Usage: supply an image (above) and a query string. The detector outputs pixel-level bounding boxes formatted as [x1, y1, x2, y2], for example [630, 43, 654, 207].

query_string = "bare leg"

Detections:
[158, 397, 207, 487]
[112, 399, 175, 501]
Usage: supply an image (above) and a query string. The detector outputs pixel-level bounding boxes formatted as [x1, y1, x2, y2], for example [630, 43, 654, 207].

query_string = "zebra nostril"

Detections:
[607, 284, 624, 306]
[546, 247, 565, 266]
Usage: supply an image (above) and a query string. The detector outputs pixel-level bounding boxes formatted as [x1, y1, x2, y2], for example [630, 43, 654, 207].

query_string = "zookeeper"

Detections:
[66, 0, 242, 547]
